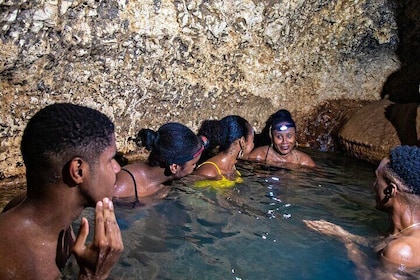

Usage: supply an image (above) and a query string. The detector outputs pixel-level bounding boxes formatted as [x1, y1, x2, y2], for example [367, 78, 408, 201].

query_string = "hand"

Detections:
[72, 197, 124, 280]
[303, 219, 352, 240]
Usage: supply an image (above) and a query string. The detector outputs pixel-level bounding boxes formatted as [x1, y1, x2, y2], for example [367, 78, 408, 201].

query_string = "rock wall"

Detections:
[0, 0, 402, 178]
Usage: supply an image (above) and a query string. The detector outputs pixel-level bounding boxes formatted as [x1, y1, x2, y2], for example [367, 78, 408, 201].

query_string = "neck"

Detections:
[389, 201, 420, 234]
[398, 222, 420, 234]
[219, 151, 238, 168]
[24, 188, 84, 233]
[272, 145, 295, 158]
[147, 165, 175, 185]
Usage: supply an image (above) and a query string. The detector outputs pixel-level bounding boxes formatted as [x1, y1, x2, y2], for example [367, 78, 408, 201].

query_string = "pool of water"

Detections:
[67, 149, 399, 279]
[5, 150, 412, 279]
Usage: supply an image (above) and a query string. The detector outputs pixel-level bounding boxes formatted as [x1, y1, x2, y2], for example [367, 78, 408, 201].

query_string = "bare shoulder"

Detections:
[115, 162, 148, 195]
[0, 210, 61, 279]
[381, 234, 420, 268]
[248, 146, 269, 161]
[0, 214, 36, 279]
[194, 161, 220, 179]
[296, 150, 316, 167]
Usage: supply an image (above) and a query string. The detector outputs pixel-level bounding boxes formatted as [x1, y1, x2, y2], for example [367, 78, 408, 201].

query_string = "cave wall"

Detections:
[0, 0, 401, 178]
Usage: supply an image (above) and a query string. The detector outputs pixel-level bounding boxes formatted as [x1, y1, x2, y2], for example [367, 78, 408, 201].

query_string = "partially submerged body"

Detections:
[0, 103, 123, 280]
[193, 115, 254, 188]
[114, 123, 205, 204]
[249, 145, 316, 168]
[248, 109, 316, 168]
[304, 146, 420, 278]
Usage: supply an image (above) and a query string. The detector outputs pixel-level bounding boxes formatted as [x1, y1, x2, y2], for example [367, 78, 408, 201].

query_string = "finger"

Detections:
[72, 217, 89, 254]
[104, 200, 124, 251]
[93, 200, 105, 245]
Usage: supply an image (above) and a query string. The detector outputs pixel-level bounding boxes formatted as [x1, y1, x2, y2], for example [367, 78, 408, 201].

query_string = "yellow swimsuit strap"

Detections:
[196, 161, 242, 181]
[197, 161, 223, 176]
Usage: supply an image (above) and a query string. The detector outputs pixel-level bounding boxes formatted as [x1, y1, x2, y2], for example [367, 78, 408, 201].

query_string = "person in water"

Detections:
[248, 109, 316, 167]
[304, 145, 420, 277]
[193, 115, 254, 188]
[114, 122, 207, 204]
[0, 103, 123, 280]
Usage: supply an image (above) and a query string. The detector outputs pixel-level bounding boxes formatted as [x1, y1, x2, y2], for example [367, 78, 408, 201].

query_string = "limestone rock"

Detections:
[338, 99, 420, 163]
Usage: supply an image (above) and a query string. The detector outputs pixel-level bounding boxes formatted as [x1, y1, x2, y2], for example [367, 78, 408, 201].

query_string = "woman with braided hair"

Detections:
[304, 145, 420, 277]
[114, 122, 207, 204]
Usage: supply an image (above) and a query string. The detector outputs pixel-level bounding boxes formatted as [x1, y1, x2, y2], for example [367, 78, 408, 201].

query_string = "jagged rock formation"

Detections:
[0, 0, 413, 178]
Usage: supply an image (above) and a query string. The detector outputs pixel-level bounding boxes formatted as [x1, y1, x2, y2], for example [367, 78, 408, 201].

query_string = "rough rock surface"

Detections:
[0, 0, 414, 178]
[339, 99, 420, 163]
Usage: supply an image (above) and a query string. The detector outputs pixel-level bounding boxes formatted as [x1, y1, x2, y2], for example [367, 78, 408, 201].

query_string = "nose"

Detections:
[113, 159, 121, 173]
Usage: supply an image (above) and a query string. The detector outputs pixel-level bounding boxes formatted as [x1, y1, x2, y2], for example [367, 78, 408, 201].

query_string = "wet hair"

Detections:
[136, 122, 202, 167]
[198, 115, 251, 152]
[254, 109, 296, 147]
[21, 103, 115, 180]
[389, 145, 420, 195]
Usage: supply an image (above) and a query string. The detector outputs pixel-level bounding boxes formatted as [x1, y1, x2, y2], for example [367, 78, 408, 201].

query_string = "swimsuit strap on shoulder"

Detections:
[197, 161, 223, 176]
[121, 168, 139, 203]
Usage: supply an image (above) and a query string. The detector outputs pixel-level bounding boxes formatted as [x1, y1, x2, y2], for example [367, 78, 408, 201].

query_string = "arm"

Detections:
[72, 198, 124, 280]
[304, 220, 372, 279]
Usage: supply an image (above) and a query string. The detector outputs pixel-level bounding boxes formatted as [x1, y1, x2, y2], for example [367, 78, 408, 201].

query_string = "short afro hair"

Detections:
[389, 145, 420, 195]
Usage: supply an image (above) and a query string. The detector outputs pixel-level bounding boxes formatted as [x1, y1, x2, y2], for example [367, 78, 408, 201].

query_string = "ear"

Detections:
[384, 183, 397, 197]
[68, 157, 86, 184]
[239, 136, 246, 147]
[169, 163, 180, 175]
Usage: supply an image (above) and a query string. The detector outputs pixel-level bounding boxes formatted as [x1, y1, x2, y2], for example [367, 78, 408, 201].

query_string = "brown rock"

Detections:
[338, 99, 420, 163]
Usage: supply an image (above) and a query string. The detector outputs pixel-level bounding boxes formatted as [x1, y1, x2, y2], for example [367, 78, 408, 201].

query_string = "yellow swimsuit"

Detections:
[194, 161, 243, 189]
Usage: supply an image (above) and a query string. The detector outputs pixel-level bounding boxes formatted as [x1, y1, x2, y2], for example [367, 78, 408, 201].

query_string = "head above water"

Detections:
[254, 109, 296, 147]
[137, 122, 205, 167]
[270, 109, 296, 132]
[21, 103, 115, 182]
[388, 145, 420, 195]
[198, 115, 252, 152]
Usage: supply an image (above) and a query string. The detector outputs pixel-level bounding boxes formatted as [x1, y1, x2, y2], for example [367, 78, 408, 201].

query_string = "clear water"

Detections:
[69, 149, 398, 280]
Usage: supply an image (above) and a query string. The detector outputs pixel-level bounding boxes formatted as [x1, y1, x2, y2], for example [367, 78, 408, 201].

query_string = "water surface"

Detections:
[4, 150, 409, 279]
[75, 150, 395, 279]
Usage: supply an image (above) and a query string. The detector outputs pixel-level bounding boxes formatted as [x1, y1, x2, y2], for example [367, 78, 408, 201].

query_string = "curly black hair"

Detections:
[390, 145, 420, 195]
[21, 103, 114, 179]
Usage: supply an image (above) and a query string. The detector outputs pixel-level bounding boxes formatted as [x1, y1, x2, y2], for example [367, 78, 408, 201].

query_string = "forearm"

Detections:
[343, 239, 372, 279]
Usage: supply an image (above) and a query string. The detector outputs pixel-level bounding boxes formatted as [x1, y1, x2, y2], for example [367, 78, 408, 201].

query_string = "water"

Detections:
[69, 149, 394, 279]
[2, 150, 408, 279]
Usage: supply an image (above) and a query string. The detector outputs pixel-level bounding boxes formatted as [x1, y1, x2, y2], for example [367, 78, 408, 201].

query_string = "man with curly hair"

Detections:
[0, 103, 123, 280]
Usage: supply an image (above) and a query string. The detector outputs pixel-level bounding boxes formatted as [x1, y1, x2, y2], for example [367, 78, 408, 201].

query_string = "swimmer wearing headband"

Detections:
[248, 109, 316, 167]
[114, 122, 207, 204]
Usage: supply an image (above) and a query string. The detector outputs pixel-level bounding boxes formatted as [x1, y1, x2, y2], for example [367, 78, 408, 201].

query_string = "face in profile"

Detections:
[88, 135, 121, 203]
[271, 124, 296, 156]
[243, 124, 255, 157]
[176, 155, 201, 179]
[373, 157, 391, 211]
